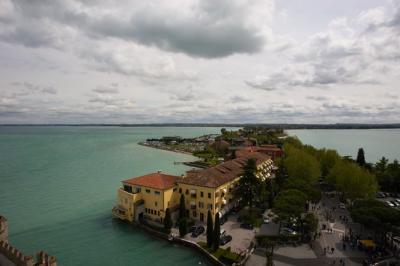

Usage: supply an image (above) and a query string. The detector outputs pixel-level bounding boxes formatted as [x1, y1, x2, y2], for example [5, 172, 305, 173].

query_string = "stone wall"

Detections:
[0, 215, 8, 242]
[0, 215, 57, 266]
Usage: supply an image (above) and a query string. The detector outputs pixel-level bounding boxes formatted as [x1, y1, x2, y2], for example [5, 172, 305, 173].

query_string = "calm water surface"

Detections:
[288, 129, 400, 163]
[0, 126, 229, 266]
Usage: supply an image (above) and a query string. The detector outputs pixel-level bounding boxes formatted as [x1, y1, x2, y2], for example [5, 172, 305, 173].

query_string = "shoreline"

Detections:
[137, 142, 196, 156]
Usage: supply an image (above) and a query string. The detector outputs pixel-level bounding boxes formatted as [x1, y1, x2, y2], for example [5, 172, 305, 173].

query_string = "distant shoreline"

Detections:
[1, 123, 400, 129]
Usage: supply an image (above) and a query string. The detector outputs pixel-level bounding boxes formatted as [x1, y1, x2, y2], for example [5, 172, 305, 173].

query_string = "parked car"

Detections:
[391, 200, 399, 207]
[376, 192, 385, 198]
[191, 226, 205, 237]
[281, 227, 298, 236]
[386, 201, 395, 207]
[220, 229, 226, 236]
[220, 234, 233, 245]
[263, 217, 270, 224]
[240, 223, 254, 230]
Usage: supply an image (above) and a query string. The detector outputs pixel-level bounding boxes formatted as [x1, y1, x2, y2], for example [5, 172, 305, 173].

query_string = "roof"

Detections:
[235, 146, 283, 158]
[122, 172, 181, 190]
[178, 152, 271, 188]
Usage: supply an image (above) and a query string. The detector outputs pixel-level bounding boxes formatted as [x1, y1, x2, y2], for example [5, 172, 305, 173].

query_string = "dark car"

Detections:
[220, 234, 232, 245]
[240, 223, 253, 230]
[191, 226, 205, 237]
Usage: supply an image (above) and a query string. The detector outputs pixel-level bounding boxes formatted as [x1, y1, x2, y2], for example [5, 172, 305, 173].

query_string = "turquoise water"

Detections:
[288, 129, 400, 163]
[0, 126, 228, 266]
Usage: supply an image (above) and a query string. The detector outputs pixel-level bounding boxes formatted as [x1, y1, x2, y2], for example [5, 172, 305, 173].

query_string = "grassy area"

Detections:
[198, 242, 242, 264]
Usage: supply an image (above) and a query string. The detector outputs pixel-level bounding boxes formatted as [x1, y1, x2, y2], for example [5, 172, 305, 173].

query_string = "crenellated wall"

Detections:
[0, 215, 8, 242]
[0, 215, 57, 266]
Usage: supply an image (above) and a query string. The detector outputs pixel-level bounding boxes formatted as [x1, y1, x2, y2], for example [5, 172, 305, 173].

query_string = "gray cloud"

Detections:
[0, 0, 272, 58]
[92, 85, 119, 94]
[10, 82, 57, 95]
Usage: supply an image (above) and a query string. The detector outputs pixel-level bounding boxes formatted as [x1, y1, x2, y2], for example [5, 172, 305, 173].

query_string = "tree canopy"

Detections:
[274, 189, 307, 220]
[283, 145, 320, 183]
[327, 160, 378, 201]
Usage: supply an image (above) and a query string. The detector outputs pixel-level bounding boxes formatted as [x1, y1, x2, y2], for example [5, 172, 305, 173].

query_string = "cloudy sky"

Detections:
[0, 0, 399, 124]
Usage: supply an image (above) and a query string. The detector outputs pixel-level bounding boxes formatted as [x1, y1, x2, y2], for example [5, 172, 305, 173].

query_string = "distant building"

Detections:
[235, 145, 283, 161]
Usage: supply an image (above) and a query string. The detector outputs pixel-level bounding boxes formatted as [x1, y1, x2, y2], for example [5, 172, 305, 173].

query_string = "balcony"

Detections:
[112, 205, 128, 220]
[118, 188, 142, 203]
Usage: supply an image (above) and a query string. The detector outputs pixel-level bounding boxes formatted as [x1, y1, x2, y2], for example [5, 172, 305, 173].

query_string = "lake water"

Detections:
[0, 126, 228, 266]
[288, 129, 400, 163]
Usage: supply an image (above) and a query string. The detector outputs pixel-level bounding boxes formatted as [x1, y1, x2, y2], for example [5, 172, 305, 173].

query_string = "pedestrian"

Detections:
[331, 247, 335, 254]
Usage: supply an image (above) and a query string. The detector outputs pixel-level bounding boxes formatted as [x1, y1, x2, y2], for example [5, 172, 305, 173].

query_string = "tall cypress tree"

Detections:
[356, 148, 366, 167]
[213, 213, 220, 251]
[206, 210, 213, 247]
[164, 208, 172, 234]
[178, 194, 187, 237]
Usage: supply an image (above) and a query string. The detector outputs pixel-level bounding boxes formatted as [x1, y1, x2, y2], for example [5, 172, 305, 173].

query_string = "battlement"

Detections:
[0, 215, 57, 266]
[0, 215, 8, 242]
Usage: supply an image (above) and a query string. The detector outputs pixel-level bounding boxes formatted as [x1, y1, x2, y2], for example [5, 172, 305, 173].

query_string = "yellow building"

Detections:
[177, 152, 273, 222]
[113, 152, 274, 225]
[112, 171, 181, 223]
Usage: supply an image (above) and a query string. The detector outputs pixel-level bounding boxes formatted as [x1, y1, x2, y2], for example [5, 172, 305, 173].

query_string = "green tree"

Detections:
[235, 158, 260, 211]
[164, 208, 172, 233]
[327, 160, 378, 201]
[206, 210, 213, 248]
[350, 199, 400, 246]
[213, 213, 220, 251]
[274, 189, 307, 222]
[303, 213, 318, 237]
[284, 146, 320, 183]
[319, 149, 340, 177]
[356, 148, 366, 167]
[283, 178, 321, 203]
[178, 194, 187, 237]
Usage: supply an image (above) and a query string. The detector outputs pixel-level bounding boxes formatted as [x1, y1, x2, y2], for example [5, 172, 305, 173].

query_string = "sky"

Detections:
[0, 0, 399, 124]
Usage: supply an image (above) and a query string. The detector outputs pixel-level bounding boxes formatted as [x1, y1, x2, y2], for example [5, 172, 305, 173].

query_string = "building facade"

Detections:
[113, 152, 274, 225]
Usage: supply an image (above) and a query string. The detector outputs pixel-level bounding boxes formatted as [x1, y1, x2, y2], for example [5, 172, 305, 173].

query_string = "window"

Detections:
[185, 189, 189, 195]
[198, 202, 204, 208]
[146, 189, 150, 193]
[207, 204, 213, 210]
[208, 193, 211, 199]
[192, 211, 197, 217]
[200, 191, 204, 197]
[154, 191, 160, 195]
[145, 208, 148, 213]
[215, 203, 219, 209]
[179, 188, 182, 193]
[158, 211, 160, 216]
[155, 201, 158, 207]
[173, 188, 177, 192]
[123, 185, 132, 193]
[150, 209, 153, 214]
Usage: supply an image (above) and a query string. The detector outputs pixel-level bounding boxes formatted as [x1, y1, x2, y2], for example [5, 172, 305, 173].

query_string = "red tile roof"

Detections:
[178, 152, 271, 188]
[122, 172, 181, 190]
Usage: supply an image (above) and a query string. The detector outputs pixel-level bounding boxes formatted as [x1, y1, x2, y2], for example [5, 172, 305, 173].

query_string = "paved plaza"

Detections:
[246, 193, 368, 266]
